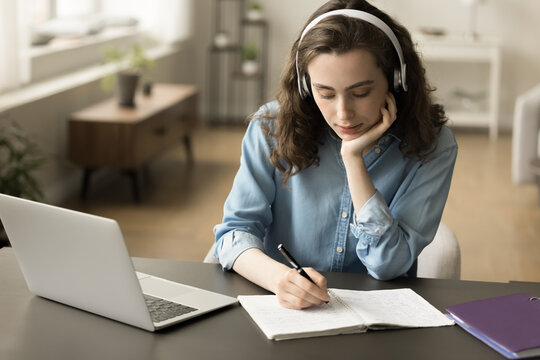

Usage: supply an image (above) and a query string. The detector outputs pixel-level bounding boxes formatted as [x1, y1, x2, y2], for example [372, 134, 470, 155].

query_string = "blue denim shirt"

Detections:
[213, 101, 458, 280]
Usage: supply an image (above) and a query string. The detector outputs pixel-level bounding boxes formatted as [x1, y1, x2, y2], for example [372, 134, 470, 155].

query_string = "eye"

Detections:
[353, 91, 371, 98]
[317, 91, 335, 100]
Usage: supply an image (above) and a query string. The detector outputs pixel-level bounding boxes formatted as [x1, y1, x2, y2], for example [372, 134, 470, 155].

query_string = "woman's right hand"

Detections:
[275, 267, 330, 309]
[232, 248, 329, 309]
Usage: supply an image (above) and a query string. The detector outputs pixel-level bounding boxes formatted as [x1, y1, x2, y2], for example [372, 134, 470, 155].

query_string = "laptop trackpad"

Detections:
[139, 276, 197, 303]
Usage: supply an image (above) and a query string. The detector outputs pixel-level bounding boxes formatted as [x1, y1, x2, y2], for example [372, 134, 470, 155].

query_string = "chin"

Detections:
[339, 132, 363, 142]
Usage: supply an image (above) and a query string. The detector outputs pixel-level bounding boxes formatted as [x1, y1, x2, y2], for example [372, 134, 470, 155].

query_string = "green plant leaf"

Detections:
[0, 122, 45, 200]
[242, 43, 258, 60]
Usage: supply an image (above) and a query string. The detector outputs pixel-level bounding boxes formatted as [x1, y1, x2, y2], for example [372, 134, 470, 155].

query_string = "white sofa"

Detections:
[512, 83, 540, 184]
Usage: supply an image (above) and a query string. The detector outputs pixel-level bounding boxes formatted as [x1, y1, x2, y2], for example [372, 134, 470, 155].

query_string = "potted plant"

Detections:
[246, 1, 264, 21]
[0, 122, 46, 248]
[101, 44, 156, 107]
[241, 42, 259, 75]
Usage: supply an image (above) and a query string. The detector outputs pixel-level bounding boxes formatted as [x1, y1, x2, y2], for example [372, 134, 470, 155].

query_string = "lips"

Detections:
[337, 123, 362, 135]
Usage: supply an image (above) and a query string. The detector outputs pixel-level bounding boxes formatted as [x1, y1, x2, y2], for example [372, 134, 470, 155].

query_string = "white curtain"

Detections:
[0, 0, 30, 93]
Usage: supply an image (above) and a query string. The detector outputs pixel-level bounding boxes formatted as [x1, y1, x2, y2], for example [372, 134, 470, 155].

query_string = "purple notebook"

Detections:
[446, 293, 540, 359]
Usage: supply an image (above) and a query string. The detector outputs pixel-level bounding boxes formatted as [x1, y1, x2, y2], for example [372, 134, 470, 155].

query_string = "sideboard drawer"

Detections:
[132, 92, 198, 167]
[132, 110, 180, 166]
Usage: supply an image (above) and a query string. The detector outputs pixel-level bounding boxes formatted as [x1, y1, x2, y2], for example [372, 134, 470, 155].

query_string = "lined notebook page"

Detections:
[332, 288, 454, 328]
[238, 292, 365, 340]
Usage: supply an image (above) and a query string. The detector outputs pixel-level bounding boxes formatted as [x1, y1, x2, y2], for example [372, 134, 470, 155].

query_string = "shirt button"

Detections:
[341, 212, 347, 218]
[336, 247, 343, 254]
[384, 136, 390, 142]
[374, 147, 381, 154]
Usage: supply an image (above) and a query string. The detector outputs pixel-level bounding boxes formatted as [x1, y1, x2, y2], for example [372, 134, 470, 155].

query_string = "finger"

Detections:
[304, 268, 330, 301]
[376, 108, 394, 137]
[278, 291, 320, 309]
[277, 283, 325, 309]
[386, 92, 397, 121]
[380, 103, 396, 128]
[277, 269, 328, 308]
[287, 270, 329, 303]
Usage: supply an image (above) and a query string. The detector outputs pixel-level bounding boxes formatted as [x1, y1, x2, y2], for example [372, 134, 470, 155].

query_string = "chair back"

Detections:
[417, 222, 461, 279]
[203, 242, 219, 264]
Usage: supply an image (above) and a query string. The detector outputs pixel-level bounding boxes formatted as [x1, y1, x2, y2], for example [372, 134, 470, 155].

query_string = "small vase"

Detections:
[214, 32, 230, 48]
[143, 81, 153, 96]
[246, 9, 263, 21]
[117, 73, 139, 107]
[242, 61, 259, 75]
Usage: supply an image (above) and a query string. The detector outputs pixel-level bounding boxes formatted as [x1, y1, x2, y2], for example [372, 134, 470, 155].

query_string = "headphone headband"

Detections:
[295, 9, 408, 98]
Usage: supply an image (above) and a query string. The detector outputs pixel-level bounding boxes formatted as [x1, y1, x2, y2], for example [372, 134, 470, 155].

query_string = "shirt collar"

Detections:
[384, 126, 402, 143]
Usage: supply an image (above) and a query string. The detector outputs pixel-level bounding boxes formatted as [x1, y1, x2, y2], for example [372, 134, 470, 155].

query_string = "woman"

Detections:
[213, 0, 457, 309]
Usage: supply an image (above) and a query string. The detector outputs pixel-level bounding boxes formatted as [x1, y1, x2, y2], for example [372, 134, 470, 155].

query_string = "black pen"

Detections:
[277, 244, 316, 284]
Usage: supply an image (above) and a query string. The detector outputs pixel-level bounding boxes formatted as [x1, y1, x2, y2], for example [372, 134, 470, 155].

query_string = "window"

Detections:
[55, 0, 97, 17]
[0, 0, 192, 93]
[29, 0, 192, 44]
[30, 0, 52, 26]
[30, 0, 99, 25]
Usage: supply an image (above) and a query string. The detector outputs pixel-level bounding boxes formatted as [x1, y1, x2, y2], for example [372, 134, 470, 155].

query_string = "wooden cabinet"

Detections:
[68, 83, 198, 201]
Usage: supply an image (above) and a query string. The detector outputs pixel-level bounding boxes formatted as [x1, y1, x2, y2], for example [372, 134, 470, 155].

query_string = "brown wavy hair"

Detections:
[260, 0, 447, 184]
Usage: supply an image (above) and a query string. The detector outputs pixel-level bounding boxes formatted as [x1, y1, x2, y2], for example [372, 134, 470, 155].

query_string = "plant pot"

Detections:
[242, 60, 259, 75]
[214, 32, 230, 48]
[117, 73, 140, 107]
[246, 9, 263, 21]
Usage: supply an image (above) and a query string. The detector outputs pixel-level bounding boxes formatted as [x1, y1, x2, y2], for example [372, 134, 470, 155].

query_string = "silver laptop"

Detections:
[0, 193, 237, 332]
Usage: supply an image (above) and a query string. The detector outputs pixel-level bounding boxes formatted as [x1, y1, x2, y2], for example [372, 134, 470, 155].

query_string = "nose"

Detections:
[336, 96, 354, 121]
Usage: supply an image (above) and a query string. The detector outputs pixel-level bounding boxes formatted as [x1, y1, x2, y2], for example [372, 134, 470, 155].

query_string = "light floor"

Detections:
[64, 125, 540, 283]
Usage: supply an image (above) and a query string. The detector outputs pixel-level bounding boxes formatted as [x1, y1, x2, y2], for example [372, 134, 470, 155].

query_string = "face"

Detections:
[307, 49, 389, 141]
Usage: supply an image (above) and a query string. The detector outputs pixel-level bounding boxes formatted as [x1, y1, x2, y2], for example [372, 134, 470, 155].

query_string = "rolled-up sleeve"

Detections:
[350, 191, 394, 248]
[215, 231, 265, 270]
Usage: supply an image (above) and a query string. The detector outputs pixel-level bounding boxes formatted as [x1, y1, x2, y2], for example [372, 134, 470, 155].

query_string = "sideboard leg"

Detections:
[81, 168, 94, 201]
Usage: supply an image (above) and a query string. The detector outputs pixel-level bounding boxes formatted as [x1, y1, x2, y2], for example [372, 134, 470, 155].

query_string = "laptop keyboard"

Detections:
[143, 294, 198, 323]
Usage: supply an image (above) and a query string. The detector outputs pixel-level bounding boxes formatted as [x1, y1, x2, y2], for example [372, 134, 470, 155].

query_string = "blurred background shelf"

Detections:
[415, 34, 501, 140]
[208, 0, 268, 124]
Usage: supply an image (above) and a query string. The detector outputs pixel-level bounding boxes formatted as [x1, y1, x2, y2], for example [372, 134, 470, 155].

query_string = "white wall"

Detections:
[193, 0, 540, 129]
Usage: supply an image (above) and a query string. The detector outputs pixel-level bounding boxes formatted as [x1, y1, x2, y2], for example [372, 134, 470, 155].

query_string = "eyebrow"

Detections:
[312, 80, 375, 91]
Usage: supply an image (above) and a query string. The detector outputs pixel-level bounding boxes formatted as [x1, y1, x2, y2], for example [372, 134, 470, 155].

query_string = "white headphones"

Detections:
[296, 9, 408, 98]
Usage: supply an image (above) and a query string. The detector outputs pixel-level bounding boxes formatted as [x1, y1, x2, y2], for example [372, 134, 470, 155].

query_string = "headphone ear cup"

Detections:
[301, 75, 311, 98]
[393, 68, 401, 93]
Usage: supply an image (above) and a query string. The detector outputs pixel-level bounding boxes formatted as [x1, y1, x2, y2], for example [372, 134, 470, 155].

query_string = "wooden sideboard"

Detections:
[68, 83, 198, 202]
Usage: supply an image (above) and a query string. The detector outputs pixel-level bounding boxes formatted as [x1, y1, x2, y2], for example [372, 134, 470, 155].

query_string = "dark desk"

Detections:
[1, 248, 539, 360]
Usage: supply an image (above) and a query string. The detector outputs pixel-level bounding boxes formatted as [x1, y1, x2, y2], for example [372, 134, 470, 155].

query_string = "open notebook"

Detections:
[239, 288, 454, 340]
